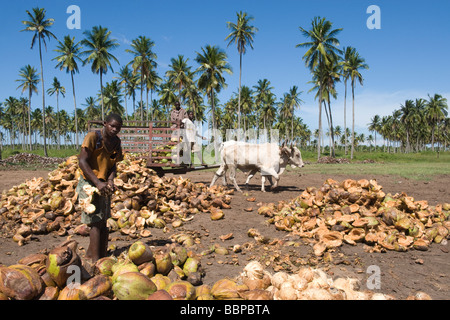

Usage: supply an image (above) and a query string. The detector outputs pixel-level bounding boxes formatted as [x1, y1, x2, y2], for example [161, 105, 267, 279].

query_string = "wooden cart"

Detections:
[87, 120, 217, 176]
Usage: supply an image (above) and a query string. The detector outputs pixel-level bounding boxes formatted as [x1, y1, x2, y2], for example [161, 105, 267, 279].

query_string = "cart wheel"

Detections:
[154, 167, 165, 177]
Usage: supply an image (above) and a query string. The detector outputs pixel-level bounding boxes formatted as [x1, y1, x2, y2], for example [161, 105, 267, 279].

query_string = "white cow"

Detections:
[210, 141, 304, 192]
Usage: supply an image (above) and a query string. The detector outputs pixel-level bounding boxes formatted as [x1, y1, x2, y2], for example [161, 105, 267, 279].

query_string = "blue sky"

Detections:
[1, 0, 449, 139]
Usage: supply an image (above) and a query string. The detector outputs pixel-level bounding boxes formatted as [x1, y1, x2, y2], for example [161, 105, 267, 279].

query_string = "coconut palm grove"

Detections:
[1, 6, 449, 160]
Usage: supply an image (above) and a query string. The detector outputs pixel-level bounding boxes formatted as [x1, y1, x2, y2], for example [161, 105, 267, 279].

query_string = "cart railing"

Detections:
[87, 120, 186, 168]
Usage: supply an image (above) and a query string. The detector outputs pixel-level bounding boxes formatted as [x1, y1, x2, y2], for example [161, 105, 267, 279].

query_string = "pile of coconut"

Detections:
[0, 237, 431, 300]
[0, 153, 233, 246]
[256, 178, 449, 255]
[236, 261, 430, 300]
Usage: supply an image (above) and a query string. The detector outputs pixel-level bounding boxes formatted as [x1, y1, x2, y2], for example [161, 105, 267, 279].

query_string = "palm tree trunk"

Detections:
[71, 71, 79, 148]
[140, 70, 144, 121]
[351, 81, 355, 160]
[38, 37, 48, 157]
[123, 85, 129, 121]
[317, 88, 323, 161]
[344, 80, 348, 155]
[238, 52, 242, 131]
[327, 98, 336, 158]
[28, 88, 32, 151]
[56, 91, 60, 149]
[100, 71, 105, 121]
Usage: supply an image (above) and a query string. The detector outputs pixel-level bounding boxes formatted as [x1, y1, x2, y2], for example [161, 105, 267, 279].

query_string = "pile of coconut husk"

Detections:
[0, 240, 432, 300]
[0, 153, 63, 168]
[256, 178, 450, 256]
[0, 153, 233, 246]
[317, 156, 350, 164]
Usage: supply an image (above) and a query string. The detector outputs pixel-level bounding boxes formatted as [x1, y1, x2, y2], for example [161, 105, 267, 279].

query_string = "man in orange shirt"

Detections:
[76, 113, 123, 265]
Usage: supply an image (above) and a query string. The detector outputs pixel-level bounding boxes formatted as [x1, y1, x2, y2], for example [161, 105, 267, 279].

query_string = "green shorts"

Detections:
[76, 175, 111, 226]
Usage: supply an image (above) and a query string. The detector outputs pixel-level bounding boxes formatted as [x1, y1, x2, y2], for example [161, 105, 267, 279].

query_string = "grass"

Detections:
[295, 162, 450, 181]
[1, 146, 448, 181]
[1, 147, 78, 159]
[296, 150, 450, 181]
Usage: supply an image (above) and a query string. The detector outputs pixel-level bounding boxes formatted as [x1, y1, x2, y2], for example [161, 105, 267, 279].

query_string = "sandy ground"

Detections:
[0, 167, 449, 300]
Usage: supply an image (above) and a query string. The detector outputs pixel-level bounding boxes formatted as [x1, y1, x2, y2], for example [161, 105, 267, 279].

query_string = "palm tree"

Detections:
[399, 99, 415, 153]
[83, 96, 102, 121]
[184, 79, 204, 122]
[425, 94, 448, 151]
[16, 65, 40, 150]
[253, 79, 274, 129]
[47, 77, 66, 149]
[21, 7, 57, 156]
[346, 49, 368, 159]
[195, 45, 232, 135]
[102, 80, 124, 116]
[81, 25, 119, 121]
[239, 85, 254, 131]
[126, 36, 157, 121]
[145, 69, 162, 121]
[159, 81, 177, 116]
[166, 55, 192, 103]
[341, 46, 356, 155]
[368, 114, 381, 151]
[286, 86, 304, 143]
[225, 11, 258, 130]
[297, 16, 342, 160]
[53, 35, 83, 148]
[115, 66, 132, 120]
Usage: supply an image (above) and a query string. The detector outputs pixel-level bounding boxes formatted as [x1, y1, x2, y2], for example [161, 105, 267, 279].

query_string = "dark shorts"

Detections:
[76, 176, 111, 226]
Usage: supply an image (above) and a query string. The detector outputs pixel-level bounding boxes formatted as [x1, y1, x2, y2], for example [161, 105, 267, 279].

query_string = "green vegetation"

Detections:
[295, 150, 450, 181]
[1, 146, 78, 159]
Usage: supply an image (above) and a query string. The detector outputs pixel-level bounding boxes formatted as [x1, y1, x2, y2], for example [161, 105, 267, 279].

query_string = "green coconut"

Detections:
[111, 263, 139, 283]
[112, 272, 157, 300]
[154, 250, 173, 275]
[183, 257, 200, 277]
[95, 256, 118, 276]
[128, 241, 154, 266]
[169, 245, 188, 267]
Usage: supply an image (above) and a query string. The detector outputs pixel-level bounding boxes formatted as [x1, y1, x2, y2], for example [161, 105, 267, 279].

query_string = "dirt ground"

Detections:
[0, 167, 449, 300]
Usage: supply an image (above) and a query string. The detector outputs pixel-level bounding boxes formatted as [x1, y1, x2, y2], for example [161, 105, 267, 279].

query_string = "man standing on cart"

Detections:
[170, 101, 188, 129]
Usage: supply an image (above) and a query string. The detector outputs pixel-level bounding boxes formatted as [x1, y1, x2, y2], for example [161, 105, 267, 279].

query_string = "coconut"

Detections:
[112, 272, 157, 300]
[128, 241, 153, 265]
[138, 262, 156, 278]
[0, 265, 44, 300]
[276, 282, 298, 300]
[154, 250, 173, 275]
[79, 274, 112, 300]
[146, 289, 173, 300]
[165, 281, 196, 300]
[39, 286, 60, 300]
[111, 263, 139, 283]
[239, 289, 273, 300]
[150, 274, 171, 291]
[169, 245, 188, 267]
[271, 271, 289, 289]
[211, 278, 244, 300]
[182, 257, 200, 277]
[210, 207, 224, 220]
[94, 256, 117, 276]
[302, 288, 335, 300]
[57, 286, 87, 300]
[46, 241, 81, 288]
